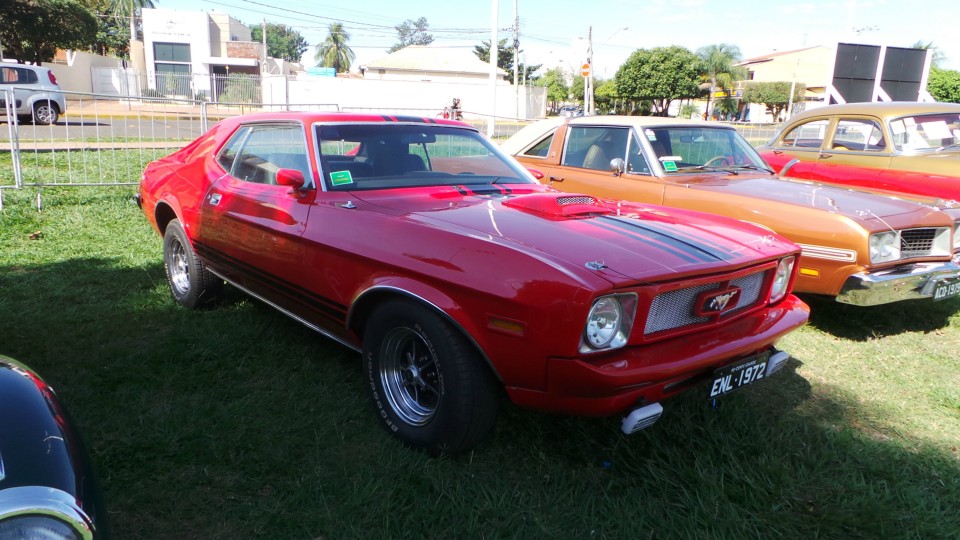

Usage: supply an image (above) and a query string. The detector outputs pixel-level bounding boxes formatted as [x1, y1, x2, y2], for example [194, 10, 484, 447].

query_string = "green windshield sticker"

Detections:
[330, 170, 353, 186]
[662, 161, 678, 172]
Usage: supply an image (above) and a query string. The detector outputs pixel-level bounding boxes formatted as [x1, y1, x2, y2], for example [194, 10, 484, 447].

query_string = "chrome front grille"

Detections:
[900, 228, 939, 258]
[643, 269, 768, 335]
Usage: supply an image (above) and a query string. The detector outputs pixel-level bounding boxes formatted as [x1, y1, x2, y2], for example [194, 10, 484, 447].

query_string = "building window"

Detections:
[154, 42, 191, 63]
[154, 42, 191, 96]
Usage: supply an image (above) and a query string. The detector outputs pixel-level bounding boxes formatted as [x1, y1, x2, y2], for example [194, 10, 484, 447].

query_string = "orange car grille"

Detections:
[643, 269, 769, 335]
[900, 228, 939, 258]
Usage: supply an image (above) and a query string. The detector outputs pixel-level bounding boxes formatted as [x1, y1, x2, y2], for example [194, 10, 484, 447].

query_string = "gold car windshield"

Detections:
[314, 124, 535, 191]
[888, 113, 960, 152]
[643, 126, 773, 174]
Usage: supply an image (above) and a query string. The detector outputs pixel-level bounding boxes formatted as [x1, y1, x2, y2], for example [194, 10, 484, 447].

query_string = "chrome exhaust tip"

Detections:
[620, 402, 663, 434]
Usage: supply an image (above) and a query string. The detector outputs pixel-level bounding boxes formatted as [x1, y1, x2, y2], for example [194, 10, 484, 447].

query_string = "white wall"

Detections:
[47, 51, 126, 94]
[262, 75, 547, 120]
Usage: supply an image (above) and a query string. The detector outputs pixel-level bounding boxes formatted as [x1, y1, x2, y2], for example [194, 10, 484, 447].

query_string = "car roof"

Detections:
[215, 111, 475, 128]
[788, 101, 960, 120]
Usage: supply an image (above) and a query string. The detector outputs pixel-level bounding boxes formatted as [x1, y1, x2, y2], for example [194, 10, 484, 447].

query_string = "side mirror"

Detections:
[526, 167, 545, 180]
[276, 168, 306, 189]
[609, 158, 626, 176]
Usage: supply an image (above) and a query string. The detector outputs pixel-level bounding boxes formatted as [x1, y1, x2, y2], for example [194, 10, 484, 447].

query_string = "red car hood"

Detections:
[350, 185, 797, 283]
[678, 172, 937, 221]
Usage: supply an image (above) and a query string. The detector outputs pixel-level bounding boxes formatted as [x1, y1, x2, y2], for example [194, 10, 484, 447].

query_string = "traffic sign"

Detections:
[580, 63, 591, 77]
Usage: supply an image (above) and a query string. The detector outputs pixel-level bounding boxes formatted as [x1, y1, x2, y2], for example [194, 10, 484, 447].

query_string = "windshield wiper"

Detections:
[676, 165, 739, 175]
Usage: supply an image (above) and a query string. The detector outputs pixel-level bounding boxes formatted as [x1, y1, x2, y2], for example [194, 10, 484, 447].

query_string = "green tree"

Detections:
[615, 46, 701, 116]
[927, 67, 960, 103]
[472, 38, 541, 83]
[0, 0, 98, 64]
[251, 23, 308, 63]
[570, 74, 585, 103]
[388, 17, 433, 53]
[314, 23, 355, 73]
[594, 78, 618, 113]
[534, 67, 569, 114]
[740, 81, 805, 121]
[696, 43, 747, 118]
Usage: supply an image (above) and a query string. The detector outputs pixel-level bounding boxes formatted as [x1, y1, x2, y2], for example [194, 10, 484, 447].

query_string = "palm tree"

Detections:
[107, 0, 156, 39]
[696, 43, 747, 119]
[315, 23, 355, 73]
[911, 40, 946, 68]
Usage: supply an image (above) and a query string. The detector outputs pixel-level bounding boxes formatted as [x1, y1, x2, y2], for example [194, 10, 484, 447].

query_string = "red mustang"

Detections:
[138, 112, 808, 453]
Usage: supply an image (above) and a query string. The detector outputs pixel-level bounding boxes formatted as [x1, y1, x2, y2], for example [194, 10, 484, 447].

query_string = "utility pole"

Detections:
[261, 18, 268, 72]
[487, 0, 498, 137]
[586, 26, 594, 116]
[513, 0, 519, 119]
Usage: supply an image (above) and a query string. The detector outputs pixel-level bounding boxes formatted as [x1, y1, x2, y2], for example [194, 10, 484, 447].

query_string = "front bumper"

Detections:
[505, 294, 810, 416]
[836, 261, 960, 306]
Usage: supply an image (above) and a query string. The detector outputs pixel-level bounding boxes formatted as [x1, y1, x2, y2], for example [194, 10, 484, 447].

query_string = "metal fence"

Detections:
[1, 88, 782, 209]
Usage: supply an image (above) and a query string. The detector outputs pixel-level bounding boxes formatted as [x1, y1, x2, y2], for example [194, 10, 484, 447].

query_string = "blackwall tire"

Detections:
[162, 219, 223, 308]
[364, 300, 499, 455]
[33, 102, 59, 125]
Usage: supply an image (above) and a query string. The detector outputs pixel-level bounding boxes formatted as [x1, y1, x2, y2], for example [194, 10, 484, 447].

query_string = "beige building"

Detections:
[360, 45, 509, 83]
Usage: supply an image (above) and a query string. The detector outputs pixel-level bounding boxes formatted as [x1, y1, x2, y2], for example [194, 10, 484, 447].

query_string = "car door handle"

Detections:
[772, 150, 783, 154]
[549, 176, 564, 182]
[819, 152, 833, 159]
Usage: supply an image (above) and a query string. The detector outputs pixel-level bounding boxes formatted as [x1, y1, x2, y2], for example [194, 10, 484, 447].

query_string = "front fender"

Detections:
[0, 356, 106, 538]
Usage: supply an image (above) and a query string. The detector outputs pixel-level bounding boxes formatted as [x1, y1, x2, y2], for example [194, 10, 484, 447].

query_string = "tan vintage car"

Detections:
[758, 102, 960, 201]
[502, 116, 960, 306]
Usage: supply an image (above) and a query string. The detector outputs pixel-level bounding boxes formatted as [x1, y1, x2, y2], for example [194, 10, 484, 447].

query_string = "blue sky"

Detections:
[156, 0, 959, 75]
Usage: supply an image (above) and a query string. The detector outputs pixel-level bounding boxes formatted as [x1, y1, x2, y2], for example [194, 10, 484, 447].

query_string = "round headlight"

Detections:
[0, 516, 83, 540]
[585, 296, 622, 349]
[770, 256, 795, 303]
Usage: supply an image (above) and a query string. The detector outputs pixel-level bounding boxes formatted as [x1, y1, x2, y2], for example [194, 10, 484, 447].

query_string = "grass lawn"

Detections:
[1, 187, 959, 539]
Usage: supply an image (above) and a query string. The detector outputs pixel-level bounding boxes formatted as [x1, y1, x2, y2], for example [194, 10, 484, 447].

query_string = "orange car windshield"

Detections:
[644, 126, 772, 173]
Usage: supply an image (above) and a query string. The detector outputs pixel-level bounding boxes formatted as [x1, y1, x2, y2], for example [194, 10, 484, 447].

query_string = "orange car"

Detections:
[503, 116, 960, 306]
[758, 102, 960, 201]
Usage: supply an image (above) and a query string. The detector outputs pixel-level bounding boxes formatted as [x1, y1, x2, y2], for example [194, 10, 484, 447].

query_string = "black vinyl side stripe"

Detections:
[195, 242, 348, 323]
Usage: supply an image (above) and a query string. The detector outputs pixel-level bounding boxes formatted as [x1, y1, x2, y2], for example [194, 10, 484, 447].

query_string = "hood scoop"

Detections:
[503, 193, 614, 219]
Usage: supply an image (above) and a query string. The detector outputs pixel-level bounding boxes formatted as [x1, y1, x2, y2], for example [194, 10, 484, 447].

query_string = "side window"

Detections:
[522, 133, 554, 158]
[220, 124, 311, 185]
[833, 118, 885, 152]
[780, 119, 829, 149]
[217, 126, 251, 175]
[626, 132, 651, 175]
[562, 126, 629, 171]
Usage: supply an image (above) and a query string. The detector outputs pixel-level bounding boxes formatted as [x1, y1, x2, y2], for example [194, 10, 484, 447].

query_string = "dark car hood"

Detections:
[677, 171, 940, 222]
[350, 185, 797, 283]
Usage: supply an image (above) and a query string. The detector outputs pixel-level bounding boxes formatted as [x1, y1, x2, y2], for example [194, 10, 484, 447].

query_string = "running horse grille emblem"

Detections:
[695, 287, 742, 317]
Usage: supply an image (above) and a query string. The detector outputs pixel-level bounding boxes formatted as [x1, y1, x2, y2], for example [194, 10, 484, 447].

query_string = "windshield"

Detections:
[644, 126, 771, 173]
[888, 113, 960, 152]
[315, 124, 536, 190]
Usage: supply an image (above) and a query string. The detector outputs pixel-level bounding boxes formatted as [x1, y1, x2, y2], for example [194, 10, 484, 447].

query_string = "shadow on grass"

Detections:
[1, 257, 958, 538]
[800, 293, 960, 341]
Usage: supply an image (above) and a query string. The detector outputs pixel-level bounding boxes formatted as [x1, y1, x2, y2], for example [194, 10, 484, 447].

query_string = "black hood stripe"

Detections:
[602, 216, 739, 261]
[591, 216, 728, 264]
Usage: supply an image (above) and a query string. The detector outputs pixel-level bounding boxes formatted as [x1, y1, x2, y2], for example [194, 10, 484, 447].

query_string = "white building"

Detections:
[137, 8, 263, 99]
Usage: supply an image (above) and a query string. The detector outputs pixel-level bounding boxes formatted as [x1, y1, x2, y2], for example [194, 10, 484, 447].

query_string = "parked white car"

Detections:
[0, 63, 66, 125]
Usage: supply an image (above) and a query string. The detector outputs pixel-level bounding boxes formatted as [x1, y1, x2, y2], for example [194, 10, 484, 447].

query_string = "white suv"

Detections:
[0, 63, 66, 125]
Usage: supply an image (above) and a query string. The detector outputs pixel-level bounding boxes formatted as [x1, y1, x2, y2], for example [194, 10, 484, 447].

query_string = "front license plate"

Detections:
[708, 351, 770, 399]
[931, 278, 960, 301]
